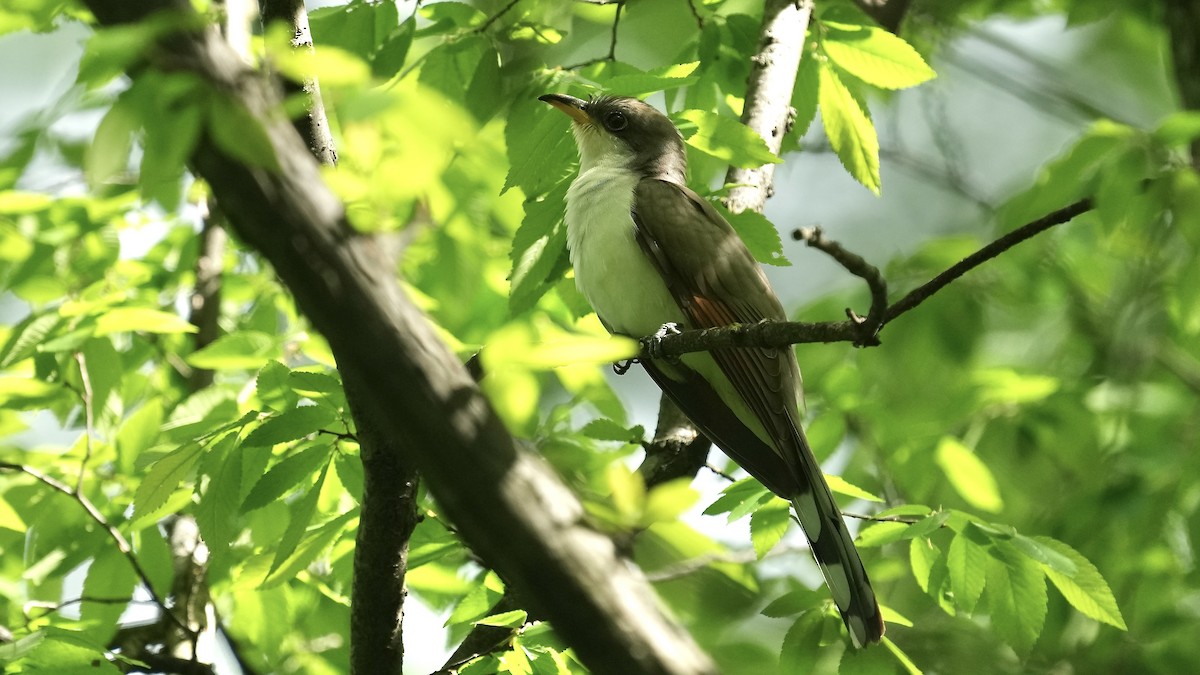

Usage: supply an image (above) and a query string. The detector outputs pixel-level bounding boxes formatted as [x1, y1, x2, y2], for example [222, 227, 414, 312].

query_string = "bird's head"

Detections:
[538, 93, 686, 183]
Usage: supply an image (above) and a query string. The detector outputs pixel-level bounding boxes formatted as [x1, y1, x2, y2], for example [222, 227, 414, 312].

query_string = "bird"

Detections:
[538, 92, 885, 647]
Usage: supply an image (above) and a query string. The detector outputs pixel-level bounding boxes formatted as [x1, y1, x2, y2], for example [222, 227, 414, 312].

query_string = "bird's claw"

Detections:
[642, 322, 682, 363]
[613, 359, 636, 375]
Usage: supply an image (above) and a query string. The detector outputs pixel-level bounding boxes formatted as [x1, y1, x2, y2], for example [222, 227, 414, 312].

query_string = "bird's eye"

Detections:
[603, 110, 628, 131]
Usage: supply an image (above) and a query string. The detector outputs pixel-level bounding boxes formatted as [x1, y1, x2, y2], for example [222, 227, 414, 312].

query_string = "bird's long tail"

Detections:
[789, 488, 885, 647]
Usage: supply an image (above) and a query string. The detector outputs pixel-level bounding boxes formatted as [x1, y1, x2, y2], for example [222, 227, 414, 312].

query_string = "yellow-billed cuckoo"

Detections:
[539, 93, 885, 647]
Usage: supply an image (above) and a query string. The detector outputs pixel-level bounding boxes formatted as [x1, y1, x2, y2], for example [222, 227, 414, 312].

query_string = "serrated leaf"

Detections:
[93, 307, 197, 336]
[780, 610, 826, 673]
[821, 20, 935, 90]
[948, 526, 988, 613]
[986, 543, 1048, 653]
[674, 109, 782, 168]
[601, 62, 700, 97]
[0, 312, 62, 367]
[263, 506, 357, 587]
[505, 93, 577, 196]
[935, 437, 1003, 513]
[703, 477, 771, 519]
[710, 202, 789, 266]
[1011, 533, 1077, 575]
[580, 418, 644, 443]
[195, 436, 242, 563]
[902, 510, 951, 540]
[749, 499, 791, 558]
[509, 178, 570, 313]
[133, 442, 204, 521]
[266, 460, 331, 578]
[243, 405, 338, 447]
[242, 442, 335, 512]
[762, 589, 817, 618]
[372, 17, 414, 78]
[1034, 536, 1126, 629]
[876, 504, 933, 519]
[817, 62, 880, 194]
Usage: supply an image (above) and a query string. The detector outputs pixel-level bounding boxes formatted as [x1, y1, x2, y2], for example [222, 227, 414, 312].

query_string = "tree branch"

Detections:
[79, 2, 718, 673]
[638, 197, 1095, 360]
[0, 463, 194, 641]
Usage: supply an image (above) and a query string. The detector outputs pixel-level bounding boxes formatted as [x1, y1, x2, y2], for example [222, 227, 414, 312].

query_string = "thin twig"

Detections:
[475, 0, 521, 33]
[842, 511, 921, 524]
[883, 197, 1093, 322]
[793, 226, 887, 346]
[25, 596, 157, 622]
[0, 462, 194, 640]
[565, 1, 623, 69]
[74, 351, 95, 493]
[638, 197, 1096, 360]
[705, 463, 737, 482]
[684, 0, 703, 28]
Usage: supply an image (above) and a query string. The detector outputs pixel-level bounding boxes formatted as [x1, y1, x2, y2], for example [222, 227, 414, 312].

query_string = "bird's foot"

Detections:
[642, 322, 682, 363]
[613, 359, 636, 375]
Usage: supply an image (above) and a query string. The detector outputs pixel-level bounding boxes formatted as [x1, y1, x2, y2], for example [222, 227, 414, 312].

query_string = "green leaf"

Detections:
[709, 202, 789, 266]
[208, 94, 281, 172]
[1010, 533, 1077, 575]
[703, 477, 771, 519]
[509, 178, 570, 313]
[132, 442, 204, 522]
[372, 17, 415, 78]
[242, 405, 338, 447]
[504, 88, 577, 196]
[986, 543, 1048, 653]
[601, 62, 700, 97]
[674, 109, 782, 168]
[80, 548, 136, 641]
[266, 459, 331, 578]
[263, 506, 357, 587]
[948, 525, 988, 613]
[790, 53, 820, 140]
[1034, 536, 1127, 629]
[448, 572, 506, 626]
[195, 435, 243, 563]
[242, 442, 335, 512]
[115, 400, 164, 471]
[820, 20, 935, 90]
[779, 610, 826, 674]
[186, 330, 279, 370]
[825, 474, 883, 503]
[86, 97, 137, 188]
[308, 0, 398, 59]
[817, 62, 880, 194]
[902, 510, 951, 540]
[580, 418, 644, 443]
[934, 437, 1004, 513]
[94, 307, 197, 336]
[881, 636, 923, 675]
[0, 311, 61, 367]
[643, 479, 700, 525]
[749, 499, 791, 558]
[135, 73, 205, 210]
[477, 609, 529, 628]
[856, 520, 908, 547]
[0, 377, 65, 409]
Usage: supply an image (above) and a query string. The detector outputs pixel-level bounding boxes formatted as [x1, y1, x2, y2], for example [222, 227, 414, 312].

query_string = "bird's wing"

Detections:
[631, 177, 884, 646]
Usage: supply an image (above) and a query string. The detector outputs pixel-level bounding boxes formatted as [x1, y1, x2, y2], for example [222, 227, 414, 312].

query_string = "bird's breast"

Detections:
[565, 167, 684, 337]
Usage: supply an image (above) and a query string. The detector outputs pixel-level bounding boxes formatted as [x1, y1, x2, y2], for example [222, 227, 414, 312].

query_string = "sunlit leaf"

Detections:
[674, 109, 782, 168]
[817, 62, 880, 194]
[820, 20, 935, 90]
[1034, 536, 1127, 630]
[935, 437, 1003, 513]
